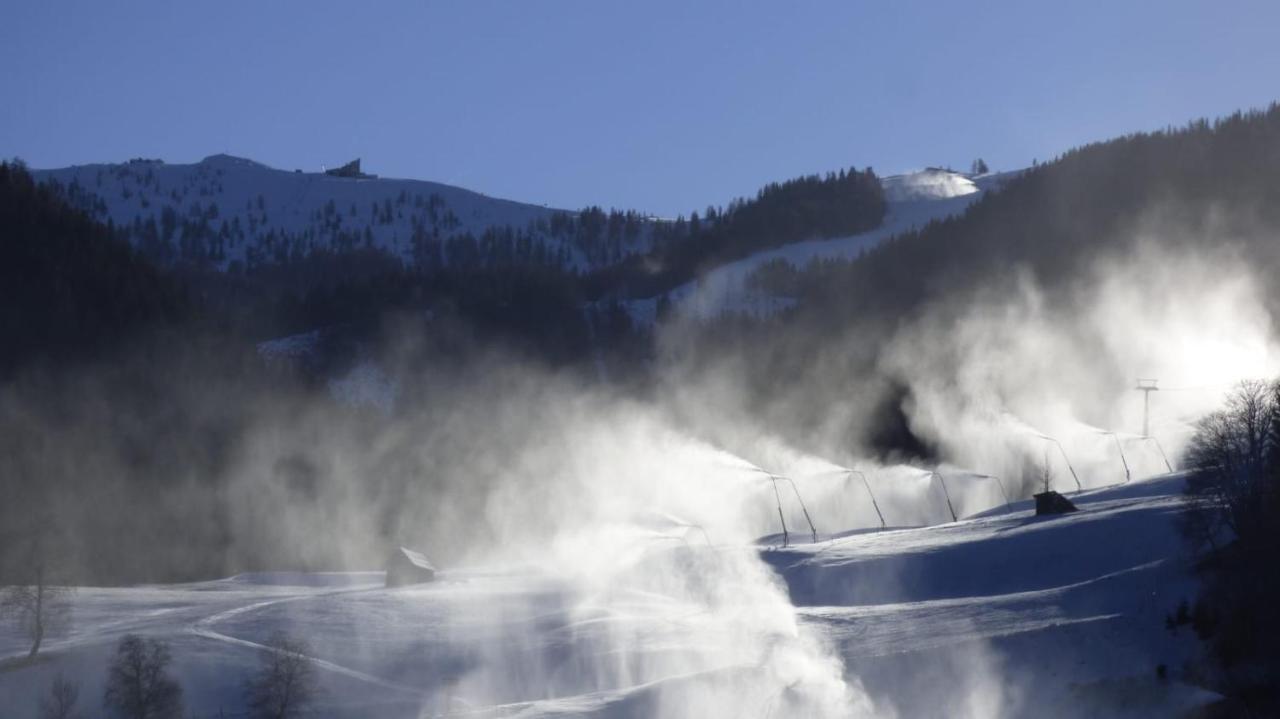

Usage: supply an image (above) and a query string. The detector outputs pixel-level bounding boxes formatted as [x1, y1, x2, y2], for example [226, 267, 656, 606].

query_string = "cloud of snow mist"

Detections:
[211, 356, 883, 717]
[637, 220, 1280, 718]
[454, 395, 880, 714]
[0, 319, 884, 717]
[881, 236, 1280, 497]
[6, 206, 1274, 718]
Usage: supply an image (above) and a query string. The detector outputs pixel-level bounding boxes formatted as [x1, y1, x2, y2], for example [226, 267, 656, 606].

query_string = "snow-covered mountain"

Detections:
[33, 155, 655, 271]
[34, 157, 1016, 328]
[32, 156, 1008, 316]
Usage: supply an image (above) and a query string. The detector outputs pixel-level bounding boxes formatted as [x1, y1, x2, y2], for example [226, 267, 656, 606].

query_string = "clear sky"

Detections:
[4, 1, 1279, 216]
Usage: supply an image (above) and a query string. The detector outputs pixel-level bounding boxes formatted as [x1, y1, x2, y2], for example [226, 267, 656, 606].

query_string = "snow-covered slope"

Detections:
[33, 155, 651, 271]
[631, 169, 1015, 324]
[0, 473, 1212, 718]
[775, 475, 1210, 717]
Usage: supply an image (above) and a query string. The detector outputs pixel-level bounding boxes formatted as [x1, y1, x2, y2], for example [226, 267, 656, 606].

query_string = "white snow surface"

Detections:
[0, 473, 1213, 718]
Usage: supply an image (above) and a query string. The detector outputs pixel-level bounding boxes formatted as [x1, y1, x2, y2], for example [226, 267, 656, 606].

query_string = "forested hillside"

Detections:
[585, 167, 885, 299]
[803, 107, 1280, 322]
[667, 105, 1280, 453]
[7, 106, 1280, 584]
[0, 161, 186, 376]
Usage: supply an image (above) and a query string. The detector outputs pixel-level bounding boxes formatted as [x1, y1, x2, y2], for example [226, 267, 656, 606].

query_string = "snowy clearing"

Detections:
[0, 474, 1211, 718]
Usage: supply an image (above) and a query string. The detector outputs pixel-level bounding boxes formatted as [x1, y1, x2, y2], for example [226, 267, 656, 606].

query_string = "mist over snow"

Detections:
[883, 236, 1280, 496]
[7, 227, 1267, 715]
[11, 113, 1280, 717]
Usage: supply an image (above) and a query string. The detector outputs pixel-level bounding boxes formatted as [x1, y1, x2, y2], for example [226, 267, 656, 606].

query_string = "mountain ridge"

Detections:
[34, 153, 656, 273]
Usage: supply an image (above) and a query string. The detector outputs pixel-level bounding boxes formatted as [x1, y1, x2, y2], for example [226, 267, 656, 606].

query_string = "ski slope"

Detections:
[770, 475, 1210, 717]
[0, 473, 1213, 718]
[629, 169, 1015, 324]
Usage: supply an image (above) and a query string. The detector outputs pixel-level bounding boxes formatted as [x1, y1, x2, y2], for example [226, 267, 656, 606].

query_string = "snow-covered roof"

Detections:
[396, 547, 436, 571]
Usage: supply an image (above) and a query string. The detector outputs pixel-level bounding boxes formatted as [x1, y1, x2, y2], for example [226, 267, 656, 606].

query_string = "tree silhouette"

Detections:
[103, 635, 183, 719]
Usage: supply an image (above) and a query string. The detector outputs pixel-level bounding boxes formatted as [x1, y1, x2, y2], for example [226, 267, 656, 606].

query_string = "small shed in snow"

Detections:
[1034, 490, 1079, 516]
[385, 547, 437, 587]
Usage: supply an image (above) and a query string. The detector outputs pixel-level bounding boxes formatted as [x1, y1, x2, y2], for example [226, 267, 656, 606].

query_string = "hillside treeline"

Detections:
[8, 105, 1280, 583]
[668, 105, 1280, 449]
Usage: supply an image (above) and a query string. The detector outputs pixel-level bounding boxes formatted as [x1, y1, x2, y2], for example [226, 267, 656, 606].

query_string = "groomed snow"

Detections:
[0, 473, 1212, 718]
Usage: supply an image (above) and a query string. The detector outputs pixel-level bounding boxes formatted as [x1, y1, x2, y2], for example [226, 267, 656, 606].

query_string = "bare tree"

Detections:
[1039, 449, 1055, 494]
[103, 634, 184, 719]
[243, 631, 318, 719]
[39, 672, 83, 719]
[1184, 379, 1280, 546]
[1179, 379, 1280, 689]
[1, 526, 71, 659]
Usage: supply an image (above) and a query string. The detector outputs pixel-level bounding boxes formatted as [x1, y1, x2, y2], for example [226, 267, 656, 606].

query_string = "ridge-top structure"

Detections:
[324, 158, 377, 179]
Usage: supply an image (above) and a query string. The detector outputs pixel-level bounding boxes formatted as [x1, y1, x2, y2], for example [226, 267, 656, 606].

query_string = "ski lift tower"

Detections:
[1136, 378, 1159, 437]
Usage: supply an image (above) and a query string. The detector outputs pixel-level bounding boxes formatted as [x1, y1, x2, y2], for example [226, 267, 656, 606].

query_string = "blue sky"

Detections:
[4, 1, 1279, 216]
